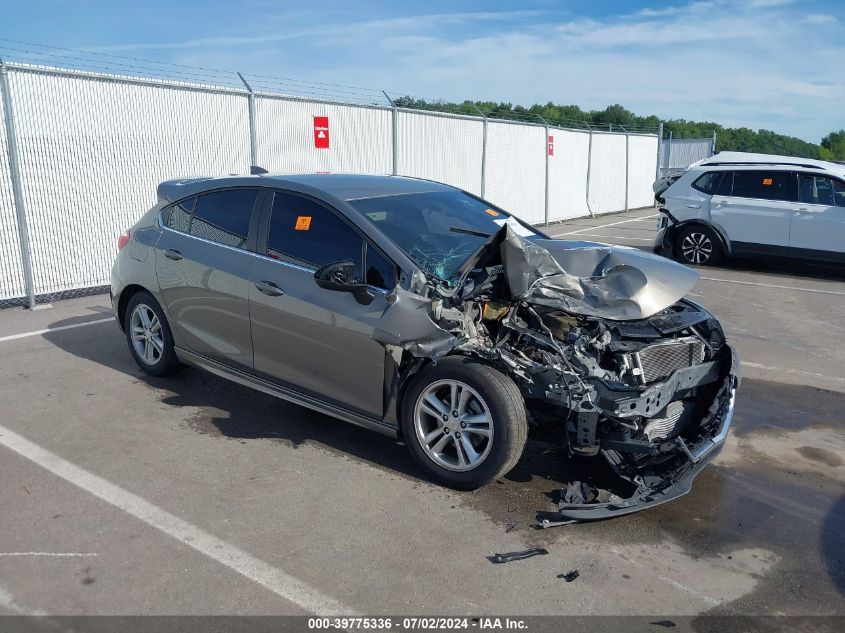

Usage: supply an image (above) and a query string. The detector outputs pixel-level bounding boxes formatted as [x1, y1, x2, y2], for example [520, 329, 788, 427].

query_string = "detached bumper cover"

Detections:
[539, 347, 739, 524]
[653, 226, 672, 256]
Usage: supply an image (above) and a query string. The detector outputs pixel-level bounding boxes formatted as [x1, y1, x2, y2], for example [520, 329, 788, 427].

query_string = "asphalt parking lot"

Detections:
[0, 205, 843, 618]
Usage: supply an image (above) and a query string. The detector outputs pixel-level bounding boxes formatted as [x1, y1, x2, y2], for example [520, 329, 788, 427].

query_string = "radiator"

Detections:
[624, 337, 706, 384]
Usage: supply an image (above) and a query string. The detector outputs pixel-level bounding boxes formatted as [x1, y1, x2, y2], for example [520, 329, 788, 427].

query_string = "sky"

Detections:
[1, 0, 843, 142]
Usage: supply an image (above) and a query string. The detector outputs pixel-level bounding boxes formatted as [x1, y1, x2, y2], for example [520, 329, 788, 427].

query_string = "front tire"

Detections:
[674, 224, 723, 266]
[124, 291, 180, 376]
[401, 356, 528, 489]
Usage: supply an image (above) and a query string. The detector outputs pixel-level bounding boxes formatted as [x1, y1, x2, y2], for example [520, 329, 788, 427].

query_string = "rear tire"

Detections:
[674, 224, 723, 266]
[400, 356, 528, 490]
[124, 291, 180, 377]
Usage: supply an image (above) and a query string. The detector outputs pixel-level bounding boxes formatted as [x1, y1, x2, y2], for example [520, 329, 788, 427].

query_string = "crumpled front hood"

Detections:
[500, 227, 700, 320]
[372, 225, 700, 359]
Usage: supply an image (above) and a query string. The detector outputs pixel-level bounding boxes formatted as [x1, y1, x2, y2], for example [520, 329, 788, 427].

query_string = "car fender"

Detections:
[666, 218, 732, 257]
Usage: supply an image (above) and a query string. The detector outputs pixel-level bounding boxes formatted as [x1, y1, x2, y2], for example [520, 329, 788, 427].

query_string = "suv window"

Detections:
[187, 189, 258, 249]
[836, 180, 845, 208]
[691, 171, 723, 195]
[267, 191, 396, 289]
[799, 174, 842, 206]
[714, 171, 733, 196]
[731, 170, 796, 202]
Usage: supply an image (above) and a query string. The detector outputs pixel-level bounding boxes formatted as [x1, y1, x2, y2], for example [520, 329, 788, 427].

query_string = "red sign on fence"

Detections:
[313, 116, 330, 149]
[548, 135, 554, 156]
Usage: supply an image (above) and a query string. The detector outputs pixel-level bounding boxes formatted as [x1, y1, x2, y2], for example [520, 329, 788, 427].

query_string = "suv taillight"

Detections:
[117, 229, 131, 251]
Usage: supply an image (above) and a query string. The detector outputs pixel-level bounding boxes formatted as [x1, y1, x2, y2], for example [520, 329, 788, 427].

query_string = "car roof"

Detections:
[157, 173, 456, 204]
[692, 152, 845, 178]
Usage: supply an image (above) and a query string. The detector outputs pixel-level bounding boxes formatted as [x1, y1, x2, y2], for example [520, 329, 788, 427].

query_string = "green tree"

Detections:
[392, 96, 841, 161]
[821, 130, 845, 160]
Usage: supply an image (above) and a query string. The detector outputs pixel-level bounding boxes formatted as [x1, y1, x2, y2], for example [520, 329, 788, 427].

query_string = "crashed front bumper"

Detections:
[539, 346, 739, 524]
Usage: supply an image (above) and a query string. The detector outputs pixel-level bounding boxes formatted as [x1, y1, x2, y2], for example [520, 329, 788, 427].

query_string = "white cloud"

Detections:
[104, 1, 845, 142]
[804, 13, 838, 25]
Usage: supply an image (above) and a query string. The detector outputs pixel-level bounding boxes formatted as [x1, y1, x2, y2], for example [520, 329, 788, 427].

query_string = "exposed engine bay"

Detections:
[375, 225, 739, 521]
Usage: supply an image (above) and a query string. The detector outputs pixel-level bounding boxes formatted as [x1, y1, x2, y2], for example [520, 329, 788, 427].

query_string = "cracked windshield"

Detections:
[350, 190, 540, 283]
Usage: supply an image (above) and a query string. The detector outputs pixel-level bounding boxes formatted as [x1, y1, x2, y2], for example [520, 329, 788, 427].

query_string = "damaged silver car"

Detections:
[111, 174, 739, 519]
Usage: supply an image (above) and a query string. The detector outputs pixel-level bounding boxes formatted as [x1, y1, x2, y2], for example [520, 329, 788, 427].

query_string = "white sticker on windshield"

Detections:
[493, 217, 535, 237]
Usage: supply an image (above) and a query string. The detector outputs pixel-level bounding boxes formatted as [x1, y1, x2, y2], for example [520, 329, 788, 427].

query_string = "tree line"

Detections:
[392, 98, 844, 162]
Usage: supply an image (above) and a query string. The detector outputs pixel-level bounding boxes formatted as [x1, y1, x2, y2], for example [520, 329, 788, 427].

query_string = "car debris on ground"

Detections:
[489, 548, 549, 564]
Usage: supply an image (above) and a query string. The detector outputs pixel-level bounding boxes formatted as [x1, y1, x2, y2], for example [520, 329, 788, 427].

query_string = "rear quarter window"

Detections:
[691, 172, 723, 195]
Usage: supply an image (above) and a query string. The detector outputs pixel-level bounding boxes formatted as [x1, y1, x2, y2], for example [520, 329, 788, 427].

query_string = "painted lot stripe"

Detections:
[741, 361, 845, 384]
[0, 552, 97, 557]
[699, 276, 845, 297]
[564, 233, 654, 242]
[550, 213, 658, 236]
[0, 424, 355, 616]
[0, 317, 115, 343]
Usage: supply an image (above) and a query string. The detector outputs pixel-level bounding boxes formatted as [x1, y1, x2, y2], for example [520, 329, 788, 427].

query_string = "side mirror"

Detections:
[313, 260, 374, 305]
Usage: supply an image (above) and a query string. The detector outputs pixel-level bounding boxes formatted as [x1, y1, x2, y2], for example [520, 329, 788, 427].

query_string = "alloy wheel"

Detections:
[130, 304, 164, 366]
[413, 379, 494, 472]
[681, 232, 713, 264]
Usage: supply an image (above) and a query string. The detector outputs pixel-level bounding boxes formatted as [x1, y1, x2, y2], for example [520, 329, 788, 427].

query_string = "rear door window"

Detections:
[731, 171, 796, 202]
[714, 171, 733, 196]
[188, 189, 259, 249]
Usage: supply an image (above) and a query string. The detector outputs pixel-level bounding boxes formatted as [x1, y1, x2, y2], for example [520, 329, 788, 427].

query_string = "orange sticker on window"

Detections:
[295, 216, 312, 231]
[762, 178, 773, 186]
[485, 208, 500, 216]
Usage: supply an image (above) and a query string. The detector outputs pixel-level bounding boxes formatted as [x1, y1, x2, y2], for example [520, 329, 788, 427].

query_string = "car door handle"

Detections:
[255, 280, 284, 297]
[685, 203, 701, 209]
[163, 249, 183, 261]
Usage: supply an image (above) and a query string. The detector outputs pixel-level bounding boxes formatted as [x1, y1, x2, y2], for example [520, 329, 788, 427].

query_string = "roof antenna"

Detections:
[250, 166, 269, 175]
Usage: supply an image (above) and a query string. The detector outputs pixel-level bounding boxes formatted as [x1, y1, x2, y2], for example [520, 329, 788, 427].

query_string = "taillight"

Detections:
[117, 229, 131, 251]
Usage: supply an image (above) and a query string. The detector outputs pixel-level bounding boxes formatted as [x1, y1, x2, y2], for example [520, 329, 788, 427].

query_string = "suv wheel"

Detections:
[124, 291, 180, 376]
[401, 356, 528, 489]
[675, 225, 723, 266]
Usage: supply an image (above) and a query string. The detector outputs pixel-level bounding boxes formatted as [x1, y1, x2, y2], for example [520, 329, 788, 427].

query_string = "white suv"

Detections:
[654, 152, 845, 265]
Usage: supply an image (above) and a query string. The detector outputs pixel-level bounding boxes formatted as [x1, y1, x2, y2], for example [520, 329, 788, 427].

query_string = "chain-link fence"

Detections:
[657, 134, 716, 178]
[0, 60, 660, 309]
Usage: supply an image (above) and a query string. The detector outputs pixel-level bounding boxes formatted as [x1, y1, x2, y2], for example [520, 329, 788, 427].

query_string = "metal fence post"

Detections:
[480, 115, 487, 198]
[623, 126, 630, 213]
[712, 129, 717, 156]
[237, 73, 258, 168]
[0, 60, 36, 310]
[585, 123, 595, 218]
[536, 115, 550, 225]
[383, 92, 398, 176]
[656, 121, 664, 180]
[469, 104, 487, 198]
[666, 130, 673, 174]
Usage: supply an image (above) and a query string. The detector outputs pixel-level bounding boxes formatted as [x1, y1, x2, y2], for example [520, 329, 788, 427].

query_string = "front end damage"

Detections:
[375, 226, 739, 520]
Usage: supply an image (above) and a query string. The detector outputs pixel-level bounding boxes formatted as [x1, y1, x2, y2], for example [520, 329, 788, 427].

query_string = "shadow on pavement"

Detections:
[40, 307, 574, 492]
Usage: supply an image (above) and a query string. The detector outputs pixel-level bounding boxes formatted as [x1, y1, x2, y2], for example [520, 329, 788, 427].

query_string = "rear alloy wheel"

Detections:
[675, 225, 723, 266]
[124, 291, 180, 376]
[401, 356, 527, 489]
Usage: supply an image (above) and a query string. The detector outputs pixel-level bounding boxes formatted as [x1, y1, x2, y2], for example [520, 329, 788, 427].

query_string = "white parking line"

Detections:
[741, 361, 845, 383]
[0, 424, 355, 616]
[699, 277, 845, 297]
[549, 213, 658, 236]
[0, 552, 97, 557]
[563, 233, 654, 242]
[0, 317, 114, 343]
